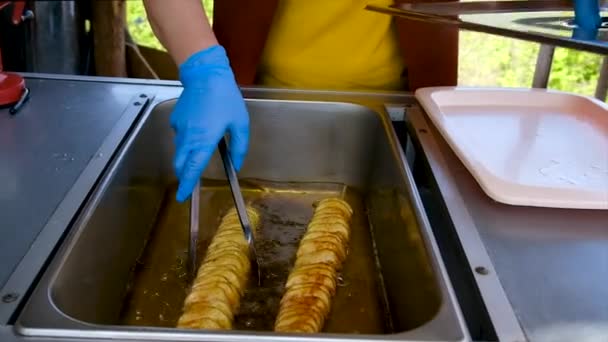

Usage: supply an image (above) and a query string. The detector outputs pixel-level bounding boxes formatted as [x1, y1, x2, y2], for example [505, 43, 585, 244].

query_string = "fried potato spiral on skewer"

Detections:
[177, 207, 260, 330]
[275, 198, 353, 333]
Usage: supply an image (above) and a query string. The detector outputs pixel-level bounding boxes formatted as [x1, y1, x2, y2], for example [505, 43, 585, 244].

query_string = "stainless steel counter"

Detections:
[2, 74, 605, 342]
[0, 76, 414, 324]
[5, 75, 458, 342]
[0, 77, 155, 322]
[408, 107, 608, 342]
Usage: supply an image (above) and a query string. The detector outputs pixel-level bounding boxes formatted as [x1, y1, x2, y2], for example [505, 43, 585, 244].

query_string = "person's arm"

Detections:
[143, 0, 250, 203]
[143, 0, 217, 65]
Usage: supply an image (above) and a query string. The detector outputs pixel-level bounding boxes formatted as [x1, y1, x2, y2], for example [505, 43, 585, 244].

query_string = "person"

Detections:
[143, 0, 458, 202]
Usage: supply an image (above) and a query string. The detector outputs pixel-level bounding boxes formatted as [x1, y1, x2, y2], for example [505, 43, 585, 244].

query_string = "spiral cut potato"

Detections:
[177, 206, 260, 330]
[275, 198, 353, 333]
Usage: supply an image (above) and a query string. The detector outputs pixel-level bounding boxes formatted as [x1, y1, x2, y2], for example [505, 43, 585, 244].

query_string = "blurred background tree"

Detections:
[126, 0, 603, 96]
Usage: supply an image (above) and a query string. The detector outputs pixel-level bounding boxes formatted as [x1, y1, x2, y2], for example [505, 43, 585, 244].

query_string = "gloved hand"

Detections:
[171, 45, 250, 202]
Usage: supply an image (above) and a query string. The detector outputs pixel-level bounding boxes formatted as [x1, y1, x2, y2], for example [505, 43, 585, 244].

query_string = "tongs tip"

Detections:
[218, 137, 262, 287]
[188, 180, 200, 279]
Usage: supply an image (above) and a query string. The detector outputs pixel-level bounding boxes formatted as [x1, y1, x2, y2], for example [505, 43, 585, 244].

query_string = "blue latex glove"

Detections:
[574, 0, 601, 30]
[171, 45, 249, 202]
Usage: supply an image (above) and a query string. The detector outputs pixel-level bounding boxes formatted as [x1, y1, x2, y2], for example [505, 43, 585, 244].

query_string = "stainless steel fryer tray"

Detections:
[15, 98, 469, 341]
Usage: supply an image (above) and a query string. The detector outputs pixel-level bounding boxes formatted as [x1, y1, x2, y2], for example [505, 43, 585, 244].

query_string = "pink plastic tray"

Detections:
[415, 87, 608, 210]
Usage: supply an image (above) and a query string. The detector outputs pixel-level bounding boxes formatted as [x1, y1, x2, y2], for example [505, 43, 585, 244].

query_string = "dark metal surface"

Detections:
[408, 107, 608, 341]
[15, 98, 468, 341]
[24, 1, 85, 74]
[367, 2, 608, 55]
[0, 77, 151, 323]
[218, 137, 261, 285]
[392, 0, 581, 15]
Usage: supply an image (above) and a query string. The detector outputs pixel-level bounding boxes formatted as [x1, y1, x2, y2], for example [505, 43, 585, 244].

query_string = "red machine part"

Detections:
[0, 1, 26, 107]
[0, 72, 24, 106]
[0, 0, 25, 25]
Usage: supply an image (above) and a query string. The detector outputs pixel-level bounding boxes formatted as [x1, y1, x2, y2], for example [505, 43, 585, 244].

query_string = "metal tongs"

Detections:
[218, 137, 261, 285]
[188, 138, 261, 285]
[188, 179, 200, 279]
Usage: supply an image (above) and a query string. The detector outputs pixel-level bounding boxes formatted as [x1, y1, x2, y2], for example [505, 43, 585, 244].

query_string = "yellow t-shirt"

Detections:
[257, 0, 406, 91]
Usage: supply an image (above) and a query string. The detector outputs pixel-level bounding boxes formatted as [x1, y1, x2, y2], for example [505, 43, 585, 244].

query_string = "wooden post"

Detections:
[394, 0, 459, 91]
[91, 0, 126, 77]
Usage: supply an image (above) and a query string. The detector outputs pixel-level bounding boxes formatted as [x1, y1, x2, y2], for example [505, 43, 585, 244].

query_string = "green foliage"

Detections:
[549, 48, 602, 95]
[459, 31, 602, 96]
[126, 0, 214, 51]
[126, 0, 602, 95]
[459, 32, 538, 88]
